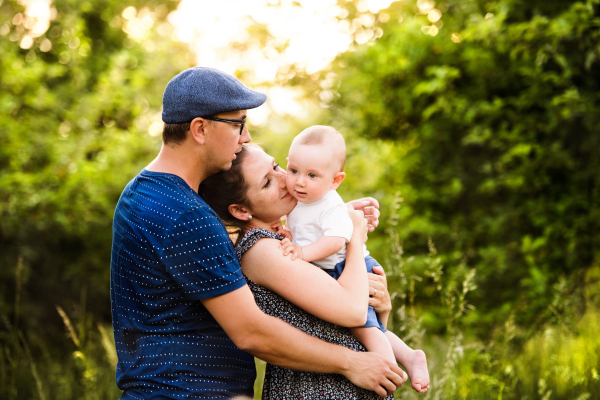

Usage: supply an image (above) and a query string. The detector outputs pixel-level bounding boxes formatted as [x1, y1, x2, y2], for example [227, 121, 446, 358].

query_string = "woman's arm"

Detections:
[242, 211, 370, 327]
[202, 285, 404, 397]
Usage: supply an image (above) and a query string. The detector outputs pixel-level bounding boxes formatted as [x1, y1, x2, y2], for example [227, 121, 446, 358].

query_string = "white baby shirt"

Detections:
[286, 190, 369, 270]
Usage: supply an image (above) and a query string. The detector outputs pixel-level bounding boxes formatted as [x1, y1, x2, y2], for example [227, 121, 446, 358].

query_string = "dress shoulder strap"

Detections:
[235, 228, 283, 259]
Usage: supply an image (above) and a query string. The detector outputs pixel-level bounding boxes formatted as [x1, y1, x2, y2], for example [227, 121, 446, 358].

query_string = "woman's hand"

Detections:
[369, 265, 391, 328]
[346, 205, 368, 244]
[347, 197, 380, 232]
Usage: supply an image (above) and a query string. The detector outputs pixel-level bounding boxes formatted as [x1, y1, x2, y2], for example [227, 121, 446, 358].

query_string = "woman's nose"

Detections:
[276, 172, 287, 187]
[275, 169, 286, 180]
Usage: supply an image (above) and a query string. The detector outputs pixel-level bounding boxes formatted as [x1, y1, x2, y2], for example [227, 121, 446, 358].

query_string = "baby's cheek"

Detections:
[285, 177, 294, 190]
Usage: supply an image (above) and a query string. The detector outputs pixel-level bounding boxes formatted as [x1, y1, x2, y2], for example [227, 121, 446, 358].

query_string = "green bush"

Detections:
[2, 0, 600, 398]
[0, 1, 189, 397]
[324, 0, 600, 336]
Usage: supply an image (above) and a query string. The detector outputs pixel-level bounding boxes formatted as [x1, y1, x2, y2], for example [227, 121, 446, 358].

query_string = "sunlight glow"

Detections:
[169, 0, 399, 118]
[18, 0, 54, 37]
[17, 0, 399, 122]
[170, 0, 395, 78]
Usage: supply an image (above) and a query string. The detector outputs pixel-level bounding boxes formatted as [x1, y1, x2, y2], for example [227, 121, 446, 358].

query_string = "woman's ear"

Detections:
[330, 172, 346, 190]
[228, 203, 253, 221]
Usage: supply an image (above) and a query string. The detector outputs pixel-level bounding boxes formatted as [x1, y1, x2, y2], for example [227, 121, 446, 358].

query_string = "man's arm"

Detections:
[347, 197, 380, 232]
[202, 285, 404, 397]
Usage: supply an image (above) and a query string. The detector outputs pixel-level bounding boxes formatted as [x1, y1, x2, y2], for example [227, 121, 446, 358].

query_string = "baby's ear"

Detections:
[330, 172, 346, 190]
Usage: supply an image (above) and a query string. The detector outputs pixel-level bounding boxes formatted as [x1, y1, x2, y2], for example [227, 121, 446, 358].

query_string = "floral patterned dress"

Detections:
[236, 228, 393, 400]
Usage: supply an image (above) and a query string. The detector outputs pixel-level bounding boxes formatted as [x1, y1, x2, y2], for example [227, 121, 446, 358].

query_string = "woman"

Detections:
[199, 144, 404, 399]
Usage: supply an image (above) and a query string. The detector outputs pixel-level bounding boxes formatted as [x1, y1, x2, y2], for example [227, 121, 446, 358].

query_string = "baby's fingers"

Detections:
[281, 244, 294, 256]
[281, 242, 294, 251]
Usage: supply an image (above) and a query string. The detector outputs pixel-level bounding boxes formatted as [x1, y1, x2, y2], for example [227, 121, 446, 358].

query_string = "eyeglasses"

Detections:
[188, 116, 247, 135]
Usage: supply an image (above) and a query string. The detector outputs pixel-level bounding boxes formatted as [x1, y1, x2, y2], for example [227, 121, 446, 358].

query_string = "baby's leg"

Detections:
[350, 326, 396, 364]
[384, 331, 430, 393]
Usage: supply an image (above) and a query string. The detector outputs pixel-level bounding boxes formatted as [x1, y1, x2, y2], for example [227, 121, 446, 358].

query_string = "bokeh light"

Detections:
[169, 0, 400, 118]
[17, 0, 402, 120]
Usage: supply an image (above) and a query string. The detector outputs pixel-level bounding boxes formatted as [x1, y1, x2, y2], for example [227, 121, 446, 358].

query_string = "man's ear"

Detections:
[228, 204, 253, 221]
[189, 117, 208, 145]
[330, 172, 346, 190]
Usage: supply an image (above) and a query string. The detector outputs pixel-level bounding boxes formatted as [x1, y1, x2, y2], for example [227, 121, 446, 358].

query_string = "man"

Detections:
[110, 67, 404, 399]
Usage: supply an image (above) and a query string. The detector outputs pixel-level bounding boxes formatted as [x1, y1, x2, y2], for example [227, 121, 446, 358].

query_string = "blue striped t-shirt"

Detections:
[110, 169, 253, 399]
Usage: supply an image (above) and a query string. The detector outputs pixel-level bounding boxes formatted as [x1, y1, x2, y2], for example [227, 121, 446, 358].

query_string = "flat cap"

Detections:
[162, 67, 267, 124]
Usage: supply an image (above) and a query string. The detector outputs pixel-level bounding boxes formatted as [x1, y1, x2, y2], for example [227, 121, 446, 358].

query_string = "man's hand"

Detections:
[347, 197, 380, 232]
[369, 265, 391, 327]
[343, 351, 407, 397]
[280, 238, 303, 260]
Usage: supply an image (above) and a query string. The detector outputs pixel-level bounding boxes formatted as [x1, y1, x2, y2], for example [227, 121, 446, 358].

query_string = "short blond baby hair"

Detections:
[290, 125, 346, 172]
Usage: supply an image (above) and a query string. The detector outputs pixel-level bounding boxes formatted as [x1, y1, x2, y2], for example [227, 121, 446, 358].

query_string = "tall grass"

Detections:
[0, 258, 121, 399]
[3, 211, 599, 399]
[378, 193, 600, 400]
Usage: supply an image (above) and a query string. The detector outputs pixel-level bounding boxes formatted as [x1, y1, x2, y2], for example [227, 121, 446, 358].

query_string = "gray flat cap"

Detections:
[162, 67, 267, 124]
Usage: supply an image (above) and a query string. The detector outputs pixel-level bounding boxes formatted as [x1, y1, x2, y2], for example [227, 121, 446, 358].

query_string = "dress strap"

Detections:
[235, 228, 283, 259]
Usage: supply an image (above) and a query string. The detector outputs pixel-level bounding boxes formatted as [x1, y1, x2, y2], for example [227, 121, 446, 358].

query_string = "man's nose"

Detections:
[239, 125, 251, 144]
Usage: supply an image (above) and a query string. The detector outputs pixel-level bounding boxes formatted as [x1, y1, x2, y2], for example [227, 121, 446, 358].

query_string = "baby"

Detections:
[281, 125, 430, 393]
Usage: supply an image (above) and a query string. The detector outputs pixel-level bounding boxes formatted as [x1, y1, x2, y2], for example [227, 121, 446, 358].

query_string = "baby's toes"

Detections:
[411, 380, 424, 392]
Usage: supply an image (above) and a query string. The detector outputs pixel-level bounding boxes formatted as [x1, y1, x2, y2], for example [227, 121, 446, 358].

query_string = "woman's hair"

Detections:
[199, 143, 261, 244]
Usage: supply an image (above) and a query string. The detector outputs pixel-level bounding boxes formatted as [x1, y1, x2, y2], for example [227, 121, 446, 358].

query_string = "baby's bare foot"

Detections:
[405, 350, 429, 393]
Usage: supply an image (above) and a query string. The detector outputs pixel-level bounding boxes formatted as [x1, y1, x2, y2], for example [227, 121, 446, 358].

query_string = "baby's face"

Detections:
[286, 143, 339, 204]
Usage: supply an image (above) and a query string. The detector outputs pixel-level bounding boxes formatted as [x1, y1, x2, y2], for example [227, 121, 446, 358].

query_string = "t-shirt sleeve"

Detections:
[321, 204, 353, 242]
[160, 207, 246, 300]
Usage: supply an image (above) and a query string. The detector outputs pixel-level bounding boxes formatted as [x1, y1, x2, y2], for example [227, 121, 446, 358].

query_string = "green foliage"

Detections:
[326, 0, 600, 337]
[377, 199, 600, 399]
[2, 0, 600, 398]
[0, 0, 190, 397]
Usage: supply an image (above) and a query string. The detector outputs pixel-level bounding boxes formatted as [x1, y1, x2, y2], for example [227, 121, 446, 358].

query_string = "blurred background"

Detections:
[1, 0, 600, 398]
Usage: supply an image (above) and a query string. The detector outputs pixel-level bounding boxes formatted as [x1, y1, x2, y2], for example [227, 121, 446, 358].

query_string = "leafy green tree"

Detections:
[0, 0, 189, 397]
[324, 0, 600, 335]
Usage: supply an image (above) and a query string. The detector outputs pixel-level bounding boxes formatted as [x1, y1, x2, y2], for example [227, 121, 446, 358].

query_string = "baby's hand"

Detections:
[272, 221, 293, 241]
[280, 238, 303, 260]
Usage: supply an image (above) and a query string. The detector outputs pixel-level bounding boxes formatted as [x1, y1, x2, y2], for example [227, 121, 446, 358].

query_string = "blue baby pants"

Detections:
[324, 255, 387, 332]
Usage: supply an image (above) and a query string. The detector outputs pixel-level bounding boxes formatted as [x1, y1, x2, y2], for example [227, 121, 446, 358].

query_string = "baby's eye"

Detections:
[273, 163, 279, 171]
[290, 169, 297, 174]
[263, 178, 271, 188]
[308, 173, 317, 178]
